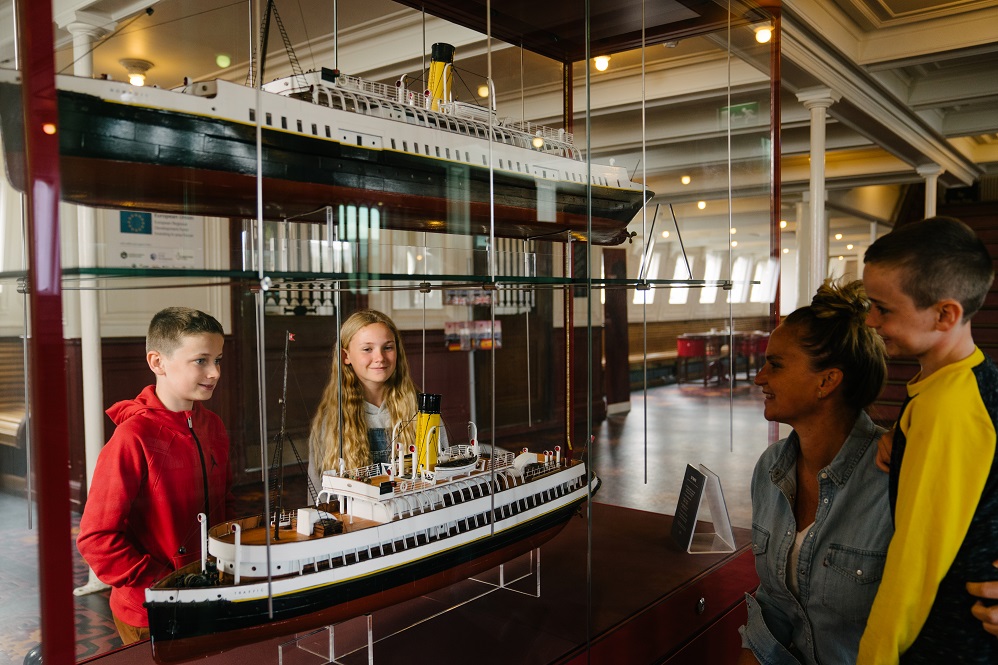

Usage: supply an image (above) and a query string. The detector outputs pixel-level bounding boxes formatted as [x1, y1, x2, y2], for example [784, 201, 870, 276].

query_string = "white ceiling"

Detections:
[1, 0, 996, 259]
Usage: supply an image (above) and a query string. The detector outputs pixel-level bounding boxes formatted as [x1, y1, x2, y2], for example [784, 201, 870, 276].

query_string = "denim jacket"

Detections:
[739, 412, 893, 665]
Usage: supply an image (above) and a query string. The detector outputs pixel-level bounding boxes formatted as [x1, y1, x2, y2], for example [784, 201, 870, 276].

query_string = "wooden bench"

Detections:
[0, 337, 27, 449]
[626, 317, 771, 389]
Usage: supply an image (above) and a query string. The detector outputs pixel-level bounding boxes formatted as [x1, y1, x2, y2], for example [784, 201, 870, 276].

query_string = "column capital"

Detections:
[916, 163, 943, 178]
[796, 87, 841, 111]
[60, 11, 115, 40]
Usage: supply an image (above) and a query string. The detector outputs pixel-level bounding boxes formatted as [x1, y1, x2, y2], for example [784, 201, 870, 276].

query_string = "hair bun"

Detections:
[810, 278, 870, 321]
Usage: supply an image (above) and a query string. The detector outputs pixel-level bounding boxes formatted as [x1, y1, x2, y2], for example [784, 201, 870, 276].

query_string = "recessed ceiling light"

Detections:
[680, 175, 691, 185]
[834, 233, 843, 240]
[697, 201, 706, 210]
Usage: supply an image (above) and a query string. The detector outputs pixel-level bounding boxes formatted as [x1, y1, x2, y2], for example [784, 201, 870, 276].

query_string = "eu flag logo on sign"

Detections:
[120, 211, 152, 234]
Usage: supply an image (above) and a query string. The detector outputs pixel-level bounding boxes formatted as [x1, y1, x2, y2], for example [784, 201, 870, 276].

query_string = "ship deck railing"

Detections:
[305, 74, 582, 160]
[299, 469, 587, 577]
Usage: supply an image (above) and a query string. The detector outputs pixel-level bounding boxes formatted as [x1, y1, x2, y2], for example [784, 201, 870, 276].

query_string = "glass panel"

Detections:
[1, 0, 776, 662]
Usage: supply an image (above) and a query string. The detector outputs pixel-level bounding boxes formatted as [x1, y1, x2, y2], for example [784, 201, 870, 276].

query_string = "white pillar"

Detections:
[795, 198, 809, 309]
[65, 15, 113, 598]
[796, 88, 840, 298]
[917, 164, 943, 218]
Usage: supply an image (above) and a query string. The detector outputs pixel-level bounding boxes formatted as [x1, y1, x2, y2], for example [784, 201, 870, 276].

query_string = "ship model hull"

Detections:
[0, 70, 647, 245]
[145, 451, 598, 663]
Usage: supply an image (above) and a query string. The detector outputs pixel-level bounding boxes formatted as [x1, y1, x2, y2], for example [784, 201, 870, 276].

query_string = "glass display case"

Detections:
[0, 0, 777, 662]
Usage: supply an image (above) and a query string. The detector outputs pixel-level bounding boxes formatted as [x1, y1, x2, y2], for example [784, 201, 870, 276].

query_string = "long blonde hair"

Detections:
[309, 310, 419, 473]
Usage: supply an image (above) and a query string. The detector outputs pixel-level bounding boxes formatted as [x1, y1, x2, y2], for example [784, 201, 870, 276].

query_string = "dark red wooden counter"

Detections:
[82, 502, 758, 665]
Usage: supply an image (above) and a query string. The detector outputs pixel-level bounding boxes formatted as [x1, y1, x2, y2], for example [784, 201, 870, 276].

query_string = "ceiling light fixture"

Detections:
[697, 200, 706, 210]
[120, 58, 153, 86]
[531, 134, 544, 149]
[477, 84, 490, 98]
[753, 23, 773, 44]
[782, 248, 790, 254]
[846, 243, 854, 250]
[834, 233, 843, 240]
[216, 54, 231, 69]
[661, 230, 670, 239]
[779, 220, 787, 228]
[594, 55, 611, 72]
[680, 175, 691, 185]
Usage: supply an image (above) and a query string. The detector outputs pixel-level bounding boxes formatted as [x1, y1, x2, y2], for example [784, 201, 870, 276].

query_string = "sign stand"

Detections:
[670, 464, 735, 554]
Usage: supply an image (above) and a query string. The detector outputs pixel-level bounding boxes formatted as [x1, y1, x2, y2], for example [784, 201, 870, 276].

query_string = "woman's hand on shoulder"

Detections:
[967, 562, 998, 638]
[875, 426, 894, 473]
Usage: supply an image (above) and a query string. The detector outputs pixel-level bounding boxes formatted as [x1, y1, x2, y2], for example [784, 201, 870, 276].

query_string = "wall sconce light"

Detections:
[753, 22, 773, 44]
[593, 55, 611, 72]
[120, 58, 153, 86]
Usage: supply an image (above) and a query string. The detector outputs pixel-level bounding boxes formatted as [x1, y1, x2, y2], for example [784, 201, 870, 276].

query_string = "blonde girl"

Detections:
[308, 310, 419, 492]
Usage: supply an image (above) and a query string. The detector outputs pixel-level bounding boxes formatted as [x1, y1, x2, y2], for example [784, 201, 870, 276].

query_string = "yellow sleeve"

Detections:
[858, 373, 995, 663]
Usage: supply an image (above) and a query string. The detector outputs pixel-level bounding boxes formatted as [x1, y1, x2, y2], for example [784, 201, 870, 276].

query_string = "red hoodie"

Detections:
[77, 385, 234, 627]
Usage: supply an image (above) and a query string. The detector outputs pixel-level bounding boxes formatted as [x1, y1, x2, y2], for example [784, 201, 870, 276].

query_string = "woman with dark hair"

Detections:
[738, 280, 892, 665]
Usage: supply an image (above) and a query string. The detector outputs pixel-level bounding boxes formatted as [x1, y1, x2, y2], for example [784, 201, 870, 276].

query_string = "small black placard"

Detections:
[671, 464, 706, 550]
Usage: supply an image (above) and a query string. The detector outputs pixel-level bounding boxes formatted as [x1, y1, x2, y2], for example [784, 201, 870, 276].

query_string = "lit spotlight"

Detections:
[782, 248, 789, 254]
[779, 220, 787, 229]
[680, 175, 691, 185]
[697, 200, 706, 210]
[834, 233, 843, 240]
[594, 55, 611, 71]
[661, 230, 670, 239]
[730, 240, 738, 248]
[846, 244, 854, 250]
[729, 227, 737, 235]
[754, 24, 773, 44]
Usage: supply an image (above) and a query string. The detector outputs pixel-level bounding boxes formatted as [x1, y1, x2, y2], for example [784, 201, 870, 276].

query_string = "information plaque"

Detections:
[671, 464, 735, 554]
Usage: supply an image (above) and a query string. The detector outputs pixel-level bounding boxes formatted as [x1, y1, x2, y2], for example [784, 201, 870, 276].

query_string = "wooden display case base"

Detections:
[82, 502, 757, 665]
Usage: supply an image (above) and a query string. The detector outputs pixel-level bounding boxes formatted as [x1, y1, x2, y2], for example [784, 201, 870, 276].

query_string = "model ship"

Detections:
[144, 395, 599, 662]
[0, 42, 648, 245]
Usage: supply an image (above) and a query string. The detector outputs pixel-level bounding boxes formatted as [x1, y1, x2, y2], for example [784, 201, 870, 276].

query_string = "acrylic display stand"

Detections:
[671, 464, 736, 554]
[276, 548, 541, 664]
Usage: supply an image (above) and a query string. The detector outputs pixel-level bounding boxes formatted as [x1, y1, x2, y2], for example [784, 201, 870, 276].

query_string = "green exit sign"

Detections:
[719, 102, 760, 127]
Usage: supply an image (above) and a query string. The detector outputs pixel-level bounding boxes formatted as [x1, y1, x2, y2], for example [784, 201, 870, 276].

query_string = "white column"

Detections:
[796, 88, 841, 298]
[65, 16, 113, 597]
[917, 164, 943, 218]
[795, 198, 809, 309]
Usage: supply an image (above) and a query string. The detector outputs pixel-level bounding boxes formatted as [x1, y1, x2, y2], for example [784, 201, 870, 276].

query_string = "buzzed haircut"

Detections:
[146, 307, 224, 355]
[864, 216, 994, 322]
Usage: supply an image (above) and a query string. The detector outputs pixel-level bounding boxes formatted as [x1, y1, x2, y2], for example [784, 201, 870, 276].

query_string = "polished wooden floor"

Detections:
[0, 381, 769, 663]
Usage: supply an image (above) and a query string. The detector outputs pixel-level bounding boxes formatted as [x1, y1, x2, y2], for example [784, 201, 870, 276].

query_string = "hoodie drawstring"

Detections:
[188, 416, 211, 521]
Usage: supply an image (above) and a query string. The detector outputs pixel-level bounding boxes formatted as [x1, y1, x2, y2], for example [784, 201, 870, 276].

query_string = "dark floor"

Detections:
[0, 381, 768, 664]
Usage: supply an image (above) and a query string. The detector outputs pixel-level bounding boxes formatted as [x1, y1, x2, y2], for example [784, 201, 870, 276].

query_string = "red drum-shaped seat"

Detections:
[676, 336, 709, 386]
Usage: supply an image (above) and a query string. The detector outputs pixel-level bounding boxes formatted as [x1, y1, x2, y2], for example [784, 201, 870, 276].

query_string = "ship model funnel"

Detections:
[415, 393, 442, 471]
[427, 43, 455, 111]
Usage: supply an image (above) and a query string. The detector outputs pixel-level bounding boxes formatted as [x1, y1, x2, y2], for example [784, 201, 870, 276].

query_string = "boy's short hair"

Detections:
[147, 307, 224, 355]
[864, 216, 994, 321]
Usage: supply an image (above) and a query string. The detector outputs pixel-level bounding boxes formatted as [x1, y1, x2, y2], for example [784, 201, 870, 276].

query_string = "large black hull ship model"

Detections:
[0, 44, 648, 245]
[145, 440, 598, 662]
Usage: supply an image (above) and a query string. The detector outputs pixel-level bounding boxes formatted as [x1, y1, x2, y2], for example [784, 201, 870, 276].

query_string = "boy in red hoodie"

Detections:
[78, 307, 233, 644]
